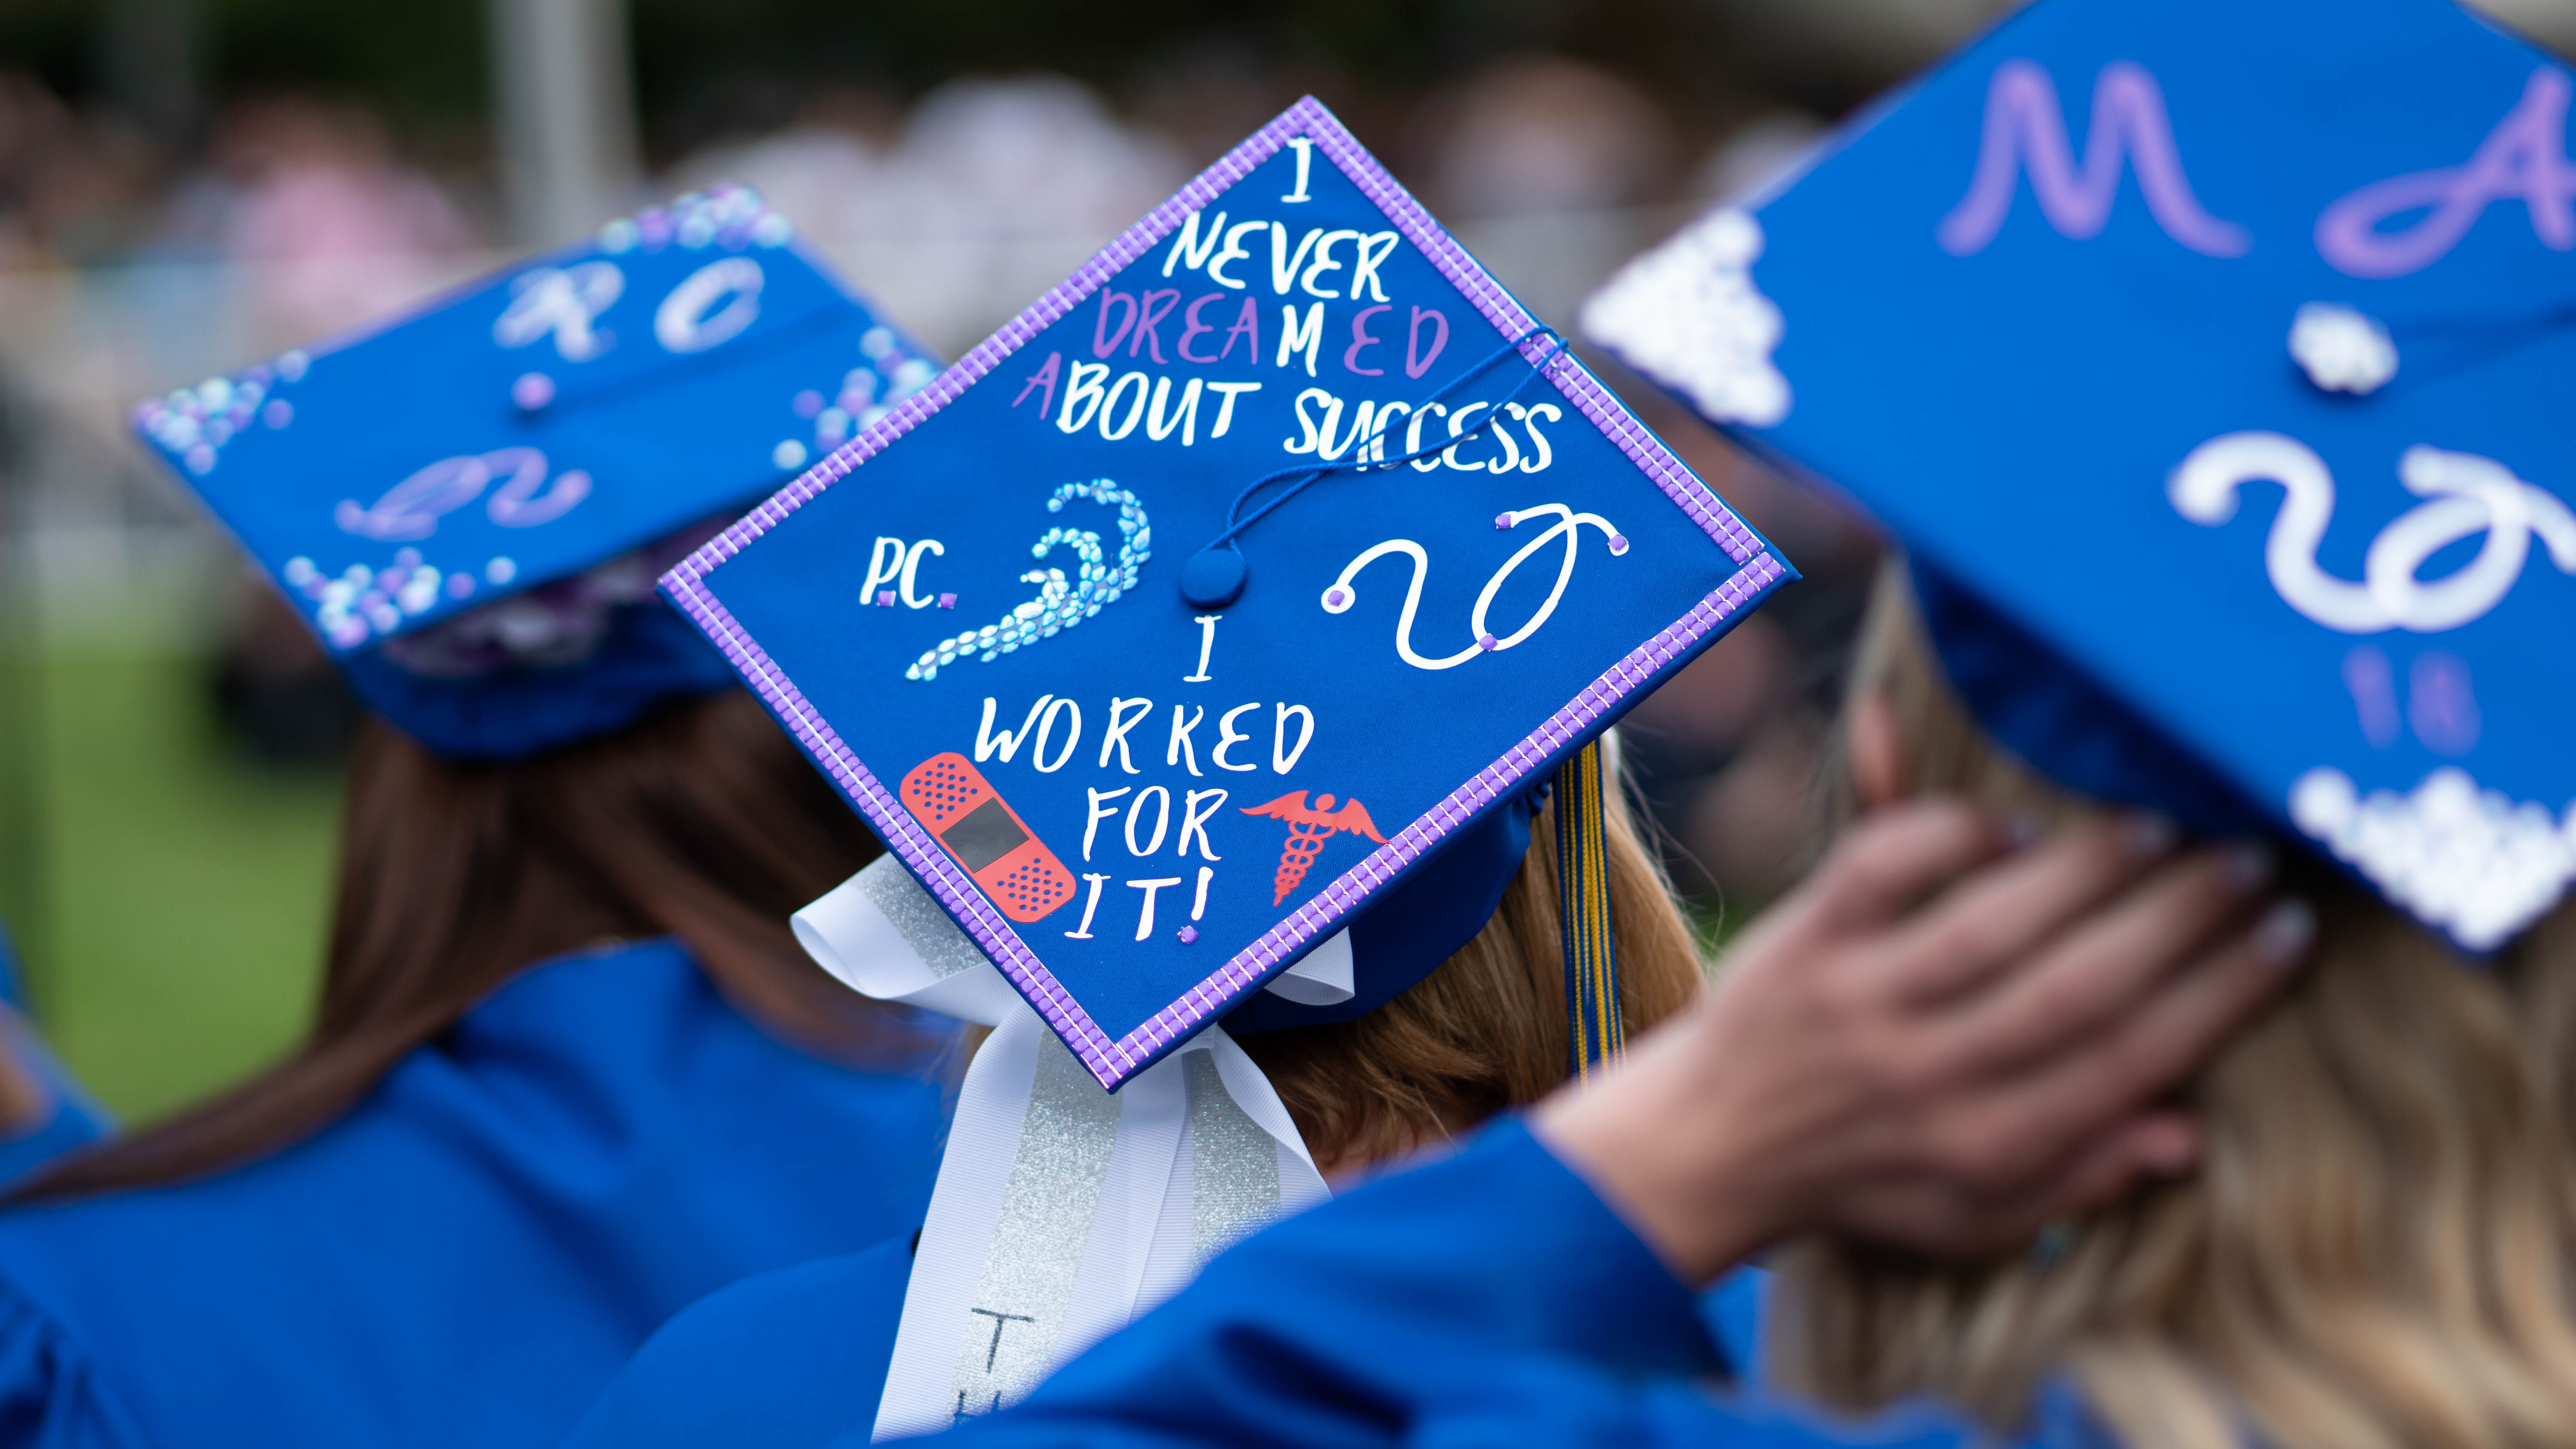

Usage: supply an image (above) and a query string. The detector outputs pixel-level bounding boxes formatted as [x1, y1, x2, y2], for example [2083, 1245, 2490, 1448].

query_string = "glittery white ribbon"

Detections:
[794, 858, 1332, 1442]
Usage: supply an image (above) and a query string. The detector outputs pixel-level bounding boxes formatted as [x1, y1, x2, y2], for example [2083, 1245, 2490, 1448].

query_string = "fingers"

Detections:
[1847, 691, 1907, 809]
[2015, 1112, 2200, 1227]
[1928, 841, 2278, 1077]
[1798, 798, 2006, 931]
[1978, 898, 2312, 1159]
[1829, 1110, 2202, 1259]
[1913, 1113, 2199, 1257]
[1878, 814, 2179, 1006]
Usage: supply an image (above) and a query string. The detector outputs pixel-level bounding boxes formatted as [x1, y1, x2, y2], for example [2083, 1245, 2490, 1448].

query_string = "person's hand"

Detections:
[1534, 798, 2310, 1284]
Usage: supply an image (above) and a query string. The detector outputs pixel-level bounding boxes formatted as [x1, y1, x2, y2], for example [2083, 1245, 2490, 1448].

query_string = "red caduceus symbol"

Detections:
[1239, 791, 1387, 905]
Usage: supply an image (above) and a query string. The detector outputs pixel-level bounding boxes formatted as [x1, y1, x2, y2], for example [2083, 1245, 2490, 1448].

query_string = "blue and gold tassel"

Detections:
[1556, 738, 1622, 1078]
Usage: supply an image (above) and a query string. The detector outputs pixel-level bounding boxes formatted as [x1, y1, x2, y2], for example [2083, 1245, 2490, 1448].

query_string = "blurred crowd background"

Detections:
[0, 0, 2567, 1121]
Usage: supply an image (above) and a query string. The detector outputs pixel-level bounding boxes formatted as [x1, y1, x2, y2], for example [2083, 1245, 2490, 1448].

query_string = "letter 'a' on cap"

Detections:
[130, 185, 939, 758]
[663, 97, 1795, 1091]
[1586, 0, 2576, 950]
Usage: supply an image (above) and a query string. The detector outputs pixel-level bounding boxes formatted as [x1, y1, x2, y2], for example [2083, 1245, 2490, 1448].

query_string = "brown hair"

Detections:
[19, 691, 940, 1201]
[1772, 562, 2576, 1449]
[1243, 762, 1705, 1176]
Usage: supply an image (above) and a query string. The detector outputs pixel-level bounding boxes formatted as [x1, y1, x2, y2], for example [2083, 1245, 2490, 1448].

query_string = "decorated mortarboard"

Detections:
[130, 185, 939, 758]
[660, 97, 1789, 1434]
[1587, 0, 2576, 952]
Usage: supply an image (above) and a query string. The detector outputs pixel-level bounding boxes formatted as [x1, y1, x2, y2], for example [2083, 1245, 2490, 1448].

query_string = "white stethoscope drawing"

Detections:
[1321, 503, 1629, 671]
[2169, 432, 2576, 634]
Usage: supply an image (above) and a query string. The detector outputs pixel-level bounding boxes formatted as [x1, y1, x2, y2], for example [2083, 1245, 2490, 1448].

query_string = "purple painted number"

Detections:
[2409, 651, 2481, 756]
[1939, 60, 2251, 259]
[2317, 68, 2576, 280]
[2343, 645, 2402, 749]
[2342, 643, 2481, 755]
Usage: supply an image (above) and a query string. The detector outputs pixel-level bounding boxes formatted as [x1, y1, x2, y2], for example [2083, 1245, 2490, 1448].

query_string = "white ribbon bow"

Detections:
[794, 858, 1335, 1441]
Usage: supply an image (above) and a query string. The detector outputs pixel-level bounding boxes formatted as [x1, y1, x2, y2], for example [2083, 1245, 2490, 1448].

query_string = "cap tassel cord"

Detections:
[1557, 738, 1622, 1078]
[1179, 325, 1574, 608]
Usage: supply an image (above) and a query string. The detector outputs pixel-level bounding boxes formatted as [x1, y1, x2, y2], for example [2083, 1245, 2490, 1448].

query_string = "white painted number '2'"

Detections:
[1322, 503, 1629, 670]
[2169, 432, 2576, 634]
[334, 447, 593, 541]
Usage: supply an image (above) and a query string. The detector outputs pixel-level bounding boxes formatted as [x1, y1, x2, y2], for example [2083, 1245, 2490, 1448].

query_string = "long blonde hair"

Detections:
[1243, 758, 1704, 1175]
[1772, 563, 2576, 1449]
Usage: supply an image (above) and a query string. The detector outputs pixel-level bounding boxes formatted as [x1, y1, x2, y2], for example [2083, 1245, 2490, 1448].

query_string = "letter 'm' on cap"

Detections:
[664, 98, 1793, 1088]
[1586, 0, 2576, 949]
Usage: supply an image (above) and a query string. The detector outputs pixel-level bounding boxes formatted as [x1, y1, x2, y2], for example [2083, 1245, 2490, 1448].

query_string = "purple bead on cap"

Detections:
[511, 372, 556, 411]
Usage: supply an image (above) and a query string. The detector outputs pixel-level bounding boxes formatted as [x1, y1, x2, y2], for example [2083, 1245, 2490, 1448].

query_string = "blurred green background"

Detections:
[26, 650, 338, 1119]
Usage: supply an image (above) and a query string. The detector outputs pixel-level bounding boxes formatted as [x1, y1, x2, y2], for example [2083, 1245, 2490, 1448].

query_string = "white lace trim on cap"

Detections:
[1580, 207, 1791, 428]
[2290, 765, 2576, 951]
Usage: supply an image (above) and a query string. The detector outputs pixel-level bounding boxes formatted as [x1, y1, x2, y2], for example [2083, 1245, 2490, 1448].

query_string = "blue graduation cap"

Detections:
[1586, 0, 2576, 949]
[664, 98, 1792, 1090]
[131, 185, 939, 758]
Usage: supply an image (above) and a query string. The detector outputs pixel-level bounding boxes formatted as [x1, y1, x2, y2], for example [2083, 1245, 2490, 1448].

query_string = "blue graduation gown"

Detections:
[0, 926, 113, 1189]
[932, 1120, 2116, 1449]
[0, 937, 953, 1449]
[562, 1247, 1779, 1449]
[0, 1009, 112, 1191]
[556, 1158, 1774, 1449]
[562, 1237, 914, 1449]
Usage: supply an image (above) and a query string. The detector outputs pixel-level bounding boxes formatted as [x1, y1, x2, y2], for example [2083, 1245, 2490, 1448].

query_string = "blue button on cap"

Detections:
[1179, 547, 1247, 609]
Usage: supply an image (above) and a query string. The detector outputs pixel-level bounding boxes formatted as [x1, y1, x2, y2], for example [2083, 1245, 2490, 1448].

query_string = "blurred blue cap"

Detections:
[1587, 0, 2576, 949]
[664, 98, 1793, 1087]
[133, 185, 939, 759]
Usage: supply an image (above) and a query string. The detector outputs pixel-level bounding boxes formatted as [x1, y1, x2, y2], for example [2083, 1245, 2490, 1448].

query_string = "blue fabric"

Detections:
[1591, 0, 2576, 949]
[927, 1120, 2108, 1449]
[552, 1131, 1790, 1449]
[334, 599, 743, 761]
[1703, 1258, 1772, 1388]
[0, 938, 952, 1449]
[1223, 782, 1540, 1034]
[560, 1237, 911, 1449]
[0, 1012, 112, 1191]
[1911, 566, 2265, 839]
[129, 185, 940, 759]
[0, 920, 24, 1012]
[677, 102, 1792, 1082]
[0, 1103, 104, 1198]
[0, 922, 115, 1188]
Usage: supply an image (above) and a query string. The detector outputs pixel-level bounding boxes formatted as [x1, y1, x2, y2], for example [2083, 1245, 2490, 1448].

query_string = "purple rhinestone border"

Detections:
[662, 95, 1781, 1090]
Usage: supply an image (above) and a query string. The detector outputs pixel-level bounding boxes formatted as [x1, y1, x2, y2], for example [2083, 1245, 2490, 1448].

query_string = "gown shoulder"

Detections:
[0, 1007, 114, 1190]
[0, 1278, 156, 1449]
[939, 1119, 2114, 1449]
[561, 1236, 914, 1449]
[0, 939, 950, 1449]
